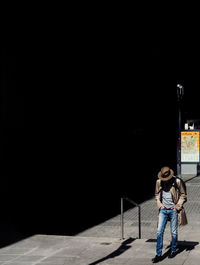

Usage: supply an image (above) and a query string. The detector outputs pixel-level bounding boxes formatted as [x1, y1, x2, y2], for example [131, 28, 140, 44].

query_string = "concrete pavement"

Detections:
[0, 174, 199, 264]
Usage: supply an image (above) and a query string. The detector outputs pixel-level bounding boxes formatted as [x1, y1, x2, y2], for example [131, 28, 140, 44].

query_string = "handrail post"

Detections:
[138, 205, 141, 239]
[121, 197, 141, 240]
[120, 197, 124, 240]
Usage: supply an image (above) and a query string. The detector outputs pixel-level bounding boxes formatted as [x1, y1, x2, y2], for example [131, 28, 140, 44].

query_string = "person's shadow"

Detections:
[158, 240, 199, 261]
[147, 239, 199, 262]
[88, 237, 135, 265]
[167, 240, 199, 255]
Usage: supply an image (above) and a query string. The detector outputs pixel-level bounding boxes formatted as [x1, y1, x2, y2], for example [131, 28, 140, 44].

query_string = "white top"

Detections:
[162, 190, 175, 209]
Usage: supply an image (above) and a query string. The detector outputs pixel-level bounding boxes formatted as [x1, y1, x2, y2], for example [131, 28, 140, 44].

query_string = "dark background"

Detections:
[1, 10, 200, 241]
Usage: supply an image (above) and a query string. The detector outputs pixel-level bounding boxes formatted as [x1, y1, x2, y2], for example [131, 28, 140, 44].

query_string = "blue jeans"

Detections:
[156, 208, 178, 256]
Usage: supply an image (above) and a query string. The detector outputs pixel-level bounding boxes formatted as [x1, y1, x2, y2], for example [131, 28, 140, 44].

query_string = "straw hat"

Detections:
[158, 166, 174, 181]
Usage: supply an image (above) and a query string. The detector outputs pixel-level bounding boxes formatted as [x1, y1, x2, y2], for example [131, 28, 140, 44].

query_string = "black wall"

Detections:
[1, 21, 199, 236]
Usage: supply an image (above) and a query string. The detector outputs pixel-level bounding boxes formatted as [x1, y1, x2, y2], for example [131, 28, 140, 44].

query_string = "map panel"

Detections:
[181, 131, 199, 162]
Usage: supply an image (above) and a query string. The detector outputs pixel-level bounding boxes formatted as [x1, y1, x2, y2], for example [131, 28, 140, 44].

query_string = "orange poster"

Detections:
[181, 131, 199, 162]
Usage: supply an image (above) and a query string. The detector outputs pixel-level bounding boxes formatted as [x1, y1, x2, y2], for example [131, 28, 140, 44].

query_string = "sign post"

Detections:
[177, 83, 184, 178]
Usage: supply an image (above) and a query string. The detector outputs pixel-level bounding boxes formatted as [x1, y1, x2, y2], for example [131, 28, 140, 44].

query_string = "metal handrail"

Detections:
[120, 197, 141, 240]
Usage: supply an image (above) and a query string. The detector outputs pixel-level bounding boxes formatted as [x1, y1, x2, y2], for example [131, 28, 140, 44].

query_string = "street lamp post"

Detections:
[177, 83, 184, 178]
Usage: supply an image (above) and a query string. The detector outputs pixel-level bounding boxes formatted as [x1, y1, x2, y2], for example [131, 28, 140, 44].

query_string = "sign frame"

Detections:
[181, 130, 200, 163]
